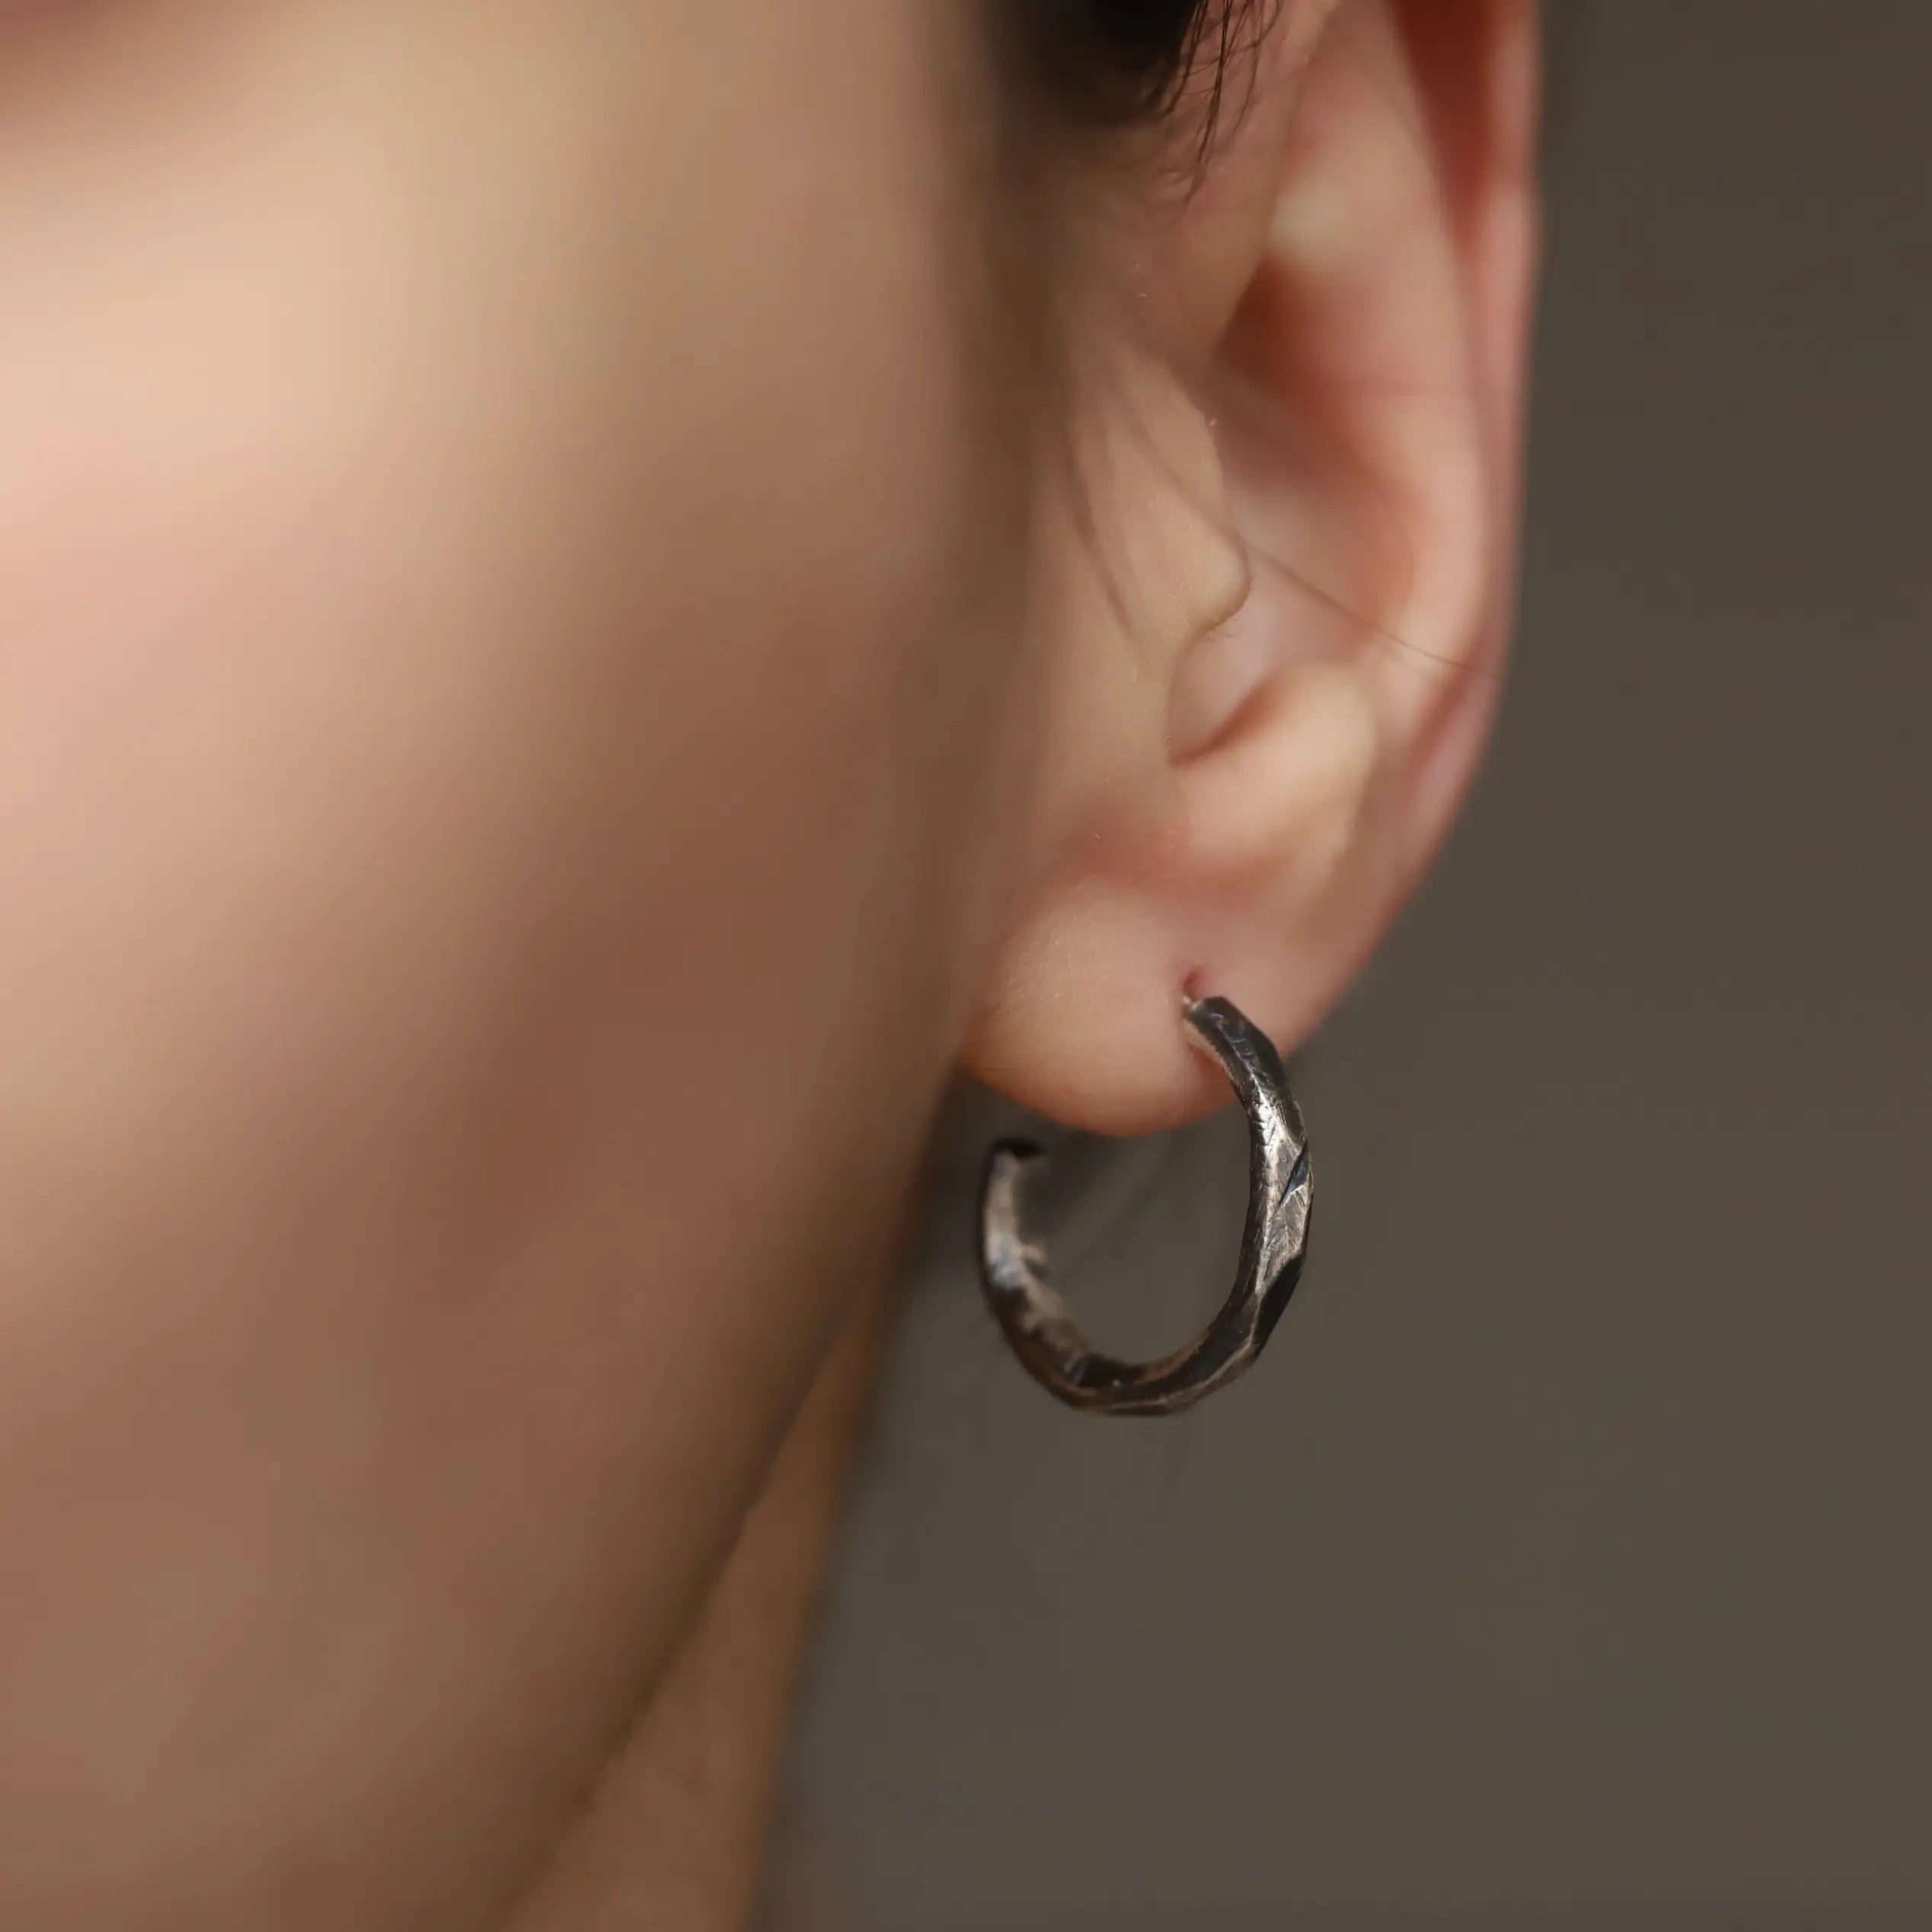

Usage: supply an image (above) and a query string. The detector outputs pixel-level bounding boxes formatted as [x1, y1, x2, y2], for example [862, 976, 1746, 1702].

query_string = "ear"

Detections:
[965, 0, 1540, 1135]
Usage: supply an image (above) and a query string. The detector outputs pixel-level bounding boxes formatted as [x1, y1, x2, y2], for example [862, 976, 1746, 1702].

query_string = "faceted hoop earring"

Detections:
[978, 994, 1313, 1419]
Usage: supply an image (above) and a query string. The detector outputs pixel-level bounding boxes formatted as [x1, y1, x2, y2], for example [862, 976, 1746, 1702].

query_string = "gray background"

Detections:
[774, 6, 1932, 1926]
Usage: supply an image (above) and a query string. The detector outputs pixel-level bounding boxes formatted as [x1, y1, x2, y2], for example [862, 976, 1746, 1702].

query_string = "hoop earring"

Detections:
[977, 994, 1313, 1418]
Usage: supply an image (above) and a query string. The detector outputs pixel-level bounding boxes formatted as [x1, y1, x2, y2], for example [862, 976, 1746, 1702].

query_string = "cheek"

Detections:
[0, 3, 1043, 1917]
[0, 7, 1038, 1910]
[0, 0, 1030, 1133]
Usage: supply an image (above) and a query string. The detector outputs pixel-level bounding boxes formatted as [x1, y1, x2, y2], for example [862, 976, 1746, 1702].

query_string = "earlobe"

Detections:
[964, 0, 1539, 1135]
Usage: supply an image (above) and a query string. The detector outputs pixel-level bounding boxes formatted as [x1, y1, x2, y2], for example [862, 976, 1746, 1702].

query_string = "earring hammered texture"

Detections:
[977, 994, 1313, 1418]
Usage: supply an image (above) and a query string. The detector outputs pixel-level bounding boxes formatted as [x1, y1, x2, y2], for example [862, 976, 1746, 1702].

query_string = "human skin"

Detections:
[508, 1256, 901, 1932]
[0, 2, 1538, 1927]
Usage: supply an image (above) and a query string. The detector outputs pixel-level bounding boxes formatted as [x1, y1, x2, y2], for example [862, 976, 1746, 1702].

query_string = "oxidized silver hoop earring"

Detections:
[978, 994, 1313, 1418]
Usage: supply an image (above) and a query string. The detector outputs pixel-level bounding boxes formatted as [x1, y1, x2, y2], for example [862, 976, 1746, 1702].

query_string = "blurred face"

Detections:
[0, 2, 1536, 1924]
[1, 0, 1039, 1333]
[2, 2, 1043, 1920]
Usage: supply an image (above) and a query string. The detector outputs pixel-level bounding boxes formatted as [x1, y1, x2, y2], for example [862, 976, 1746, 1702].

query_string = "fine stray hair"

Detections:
[1013, 0, 1279, 164]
